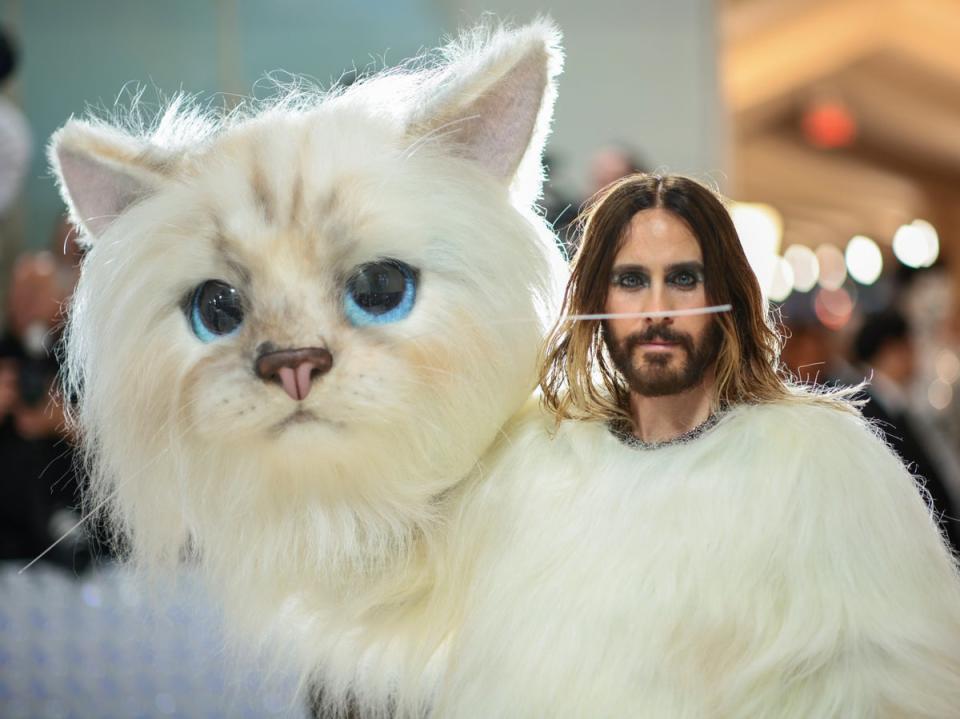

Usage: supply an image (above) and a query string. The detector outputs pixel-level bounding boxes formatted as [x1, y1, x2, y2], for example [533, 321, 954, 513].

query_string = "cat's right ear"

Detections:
[49, 120, 172, 241]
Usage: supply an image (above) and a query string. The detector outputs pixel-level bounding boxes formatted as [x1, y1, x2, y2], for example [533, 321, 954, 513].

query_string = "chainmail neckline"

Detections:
[608, 411, 725, 451]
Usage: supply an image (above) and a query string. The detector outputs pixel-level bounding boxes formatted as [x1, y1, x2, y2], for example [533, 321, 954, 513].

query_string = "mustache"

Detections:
[621, 324, 694, 355]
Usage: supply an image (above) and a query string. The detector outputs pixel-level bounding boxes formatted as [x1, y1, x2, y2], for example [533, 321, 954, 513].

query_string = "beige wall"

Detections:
[434, 0, 728, 198]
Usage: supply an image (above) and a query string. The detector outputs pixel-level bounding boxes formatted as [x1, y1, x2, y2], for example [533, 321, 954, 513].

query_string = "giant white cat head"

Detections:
[50, 22, 566, 576]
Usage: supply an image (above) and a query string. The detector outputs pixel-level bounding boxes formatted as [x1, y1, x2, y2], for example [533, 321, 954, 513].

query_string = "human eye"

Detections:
[612, 271, 648, 290]
[668, 268, 703, 291]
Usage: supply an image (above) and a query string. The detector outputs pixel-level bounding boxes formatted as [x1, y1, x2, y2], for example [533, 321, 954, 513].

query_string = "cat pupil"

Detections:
[190, 280, 243, 341]
[344, 260, 417, 326]
[353, 264, 404, 310]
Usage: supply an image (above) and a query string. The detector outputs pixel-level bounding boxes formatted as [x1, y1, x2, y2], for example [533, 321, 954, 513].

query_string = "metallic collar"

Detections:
[608, 411, 725, 451]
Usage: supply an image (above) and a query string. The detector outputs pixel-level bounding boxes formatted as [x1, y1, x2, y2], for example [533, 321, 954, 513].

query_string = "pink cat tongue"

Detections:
[276, 364, 315, 401]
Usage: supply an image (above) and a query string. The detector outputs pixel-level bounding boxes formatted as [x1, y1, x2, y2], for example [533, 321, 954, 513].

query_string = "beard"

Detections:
[605, 321, 722, 397]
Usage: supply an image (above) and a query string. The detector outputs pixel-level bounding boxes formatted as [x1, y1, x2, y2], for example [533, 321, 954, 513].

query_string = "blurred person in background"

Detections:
[588, 142, 647, 196]
[779, 312, 860, 387]
[540, 152, 578, 254]
[0, 224, 90, 568]
[854, 308, 960, 554]
[780, 318, 838, 385]
[0, 25, 30, 216]
[0, 25, 32, 333]
[560, 142, 649, 255]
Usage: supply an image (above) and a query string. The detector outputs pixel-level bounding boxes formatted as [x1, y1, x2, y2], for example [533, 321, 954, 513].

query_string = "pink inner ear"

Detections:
[456, 52, 548, 179]
[56, 146, 150, 237]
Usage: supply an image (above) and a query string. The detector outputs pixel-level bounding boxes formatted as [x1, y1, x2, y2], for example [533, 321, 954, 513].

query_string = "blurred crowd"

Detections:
[0, 27, 92, 570]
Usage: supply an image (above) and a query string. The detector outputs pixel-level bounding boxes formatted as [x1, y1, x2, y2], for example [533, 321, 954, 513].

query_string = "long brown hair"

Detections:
[539, 173, 854, 422]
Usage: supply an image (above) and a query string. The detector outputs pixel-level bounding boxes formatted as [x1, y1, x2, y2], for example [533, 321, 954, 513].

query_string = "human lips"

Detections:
[620, 327, 694, 356]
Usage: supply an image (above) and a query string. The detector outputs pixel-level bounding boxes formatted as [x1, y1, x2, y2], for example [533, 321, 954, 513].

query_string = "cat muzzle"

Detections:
[254, 347, 334, 401]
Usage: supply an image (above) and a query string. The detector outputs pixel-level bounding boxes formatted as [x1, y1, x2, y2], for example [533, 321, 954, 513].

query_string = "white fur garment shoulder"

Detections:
[434, 400, 960, 718]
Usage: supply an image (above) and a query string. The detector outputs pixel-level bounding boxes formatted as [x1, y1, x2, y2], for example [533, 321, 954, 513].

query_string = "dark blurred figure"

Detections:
[0, 244, 91, 570]
[0, 25, 30, 215]
[780, 313, 860, 387]
[0, 25, 33, 331]
[562, 143, 649, 256]
[781, 319, 837, 385]
[854, 309, 960, 554]
[540, 152, 578, 255]
[588, 143, 647, 196]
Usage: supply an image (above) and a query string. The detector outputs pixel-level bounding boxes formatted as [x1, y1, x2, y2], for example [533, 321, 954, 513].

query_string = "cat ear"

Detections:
[49, 120, 173, 240]
[409, 20, 563, 205]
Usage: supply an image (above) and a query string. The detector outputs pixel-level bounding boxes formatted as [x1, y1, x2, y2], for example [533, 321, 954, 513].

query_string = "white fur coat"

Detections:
[432, 399, 960, 718]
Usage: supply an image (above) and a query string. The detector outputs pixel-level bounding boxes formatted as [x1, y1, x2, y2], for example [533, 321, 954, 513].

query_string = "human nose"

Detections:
[640, 280, 674, 324]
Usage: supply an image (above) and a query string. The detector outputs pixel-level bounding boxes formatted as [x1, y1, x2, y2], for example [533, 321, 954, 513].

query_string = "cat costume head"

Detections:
[50, 22, 565, 680]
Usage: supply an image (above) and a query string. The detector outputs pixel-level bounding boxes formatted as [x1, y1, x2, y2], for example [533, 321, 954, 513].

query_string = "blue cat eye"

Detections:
[188, 280, 244, 342]
[344, 260, 417, 326]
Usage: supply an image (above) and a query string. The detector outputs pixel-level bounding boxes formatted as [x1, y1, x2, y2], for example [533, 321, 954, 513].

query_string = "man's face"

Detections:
[603, 209, 721, 397]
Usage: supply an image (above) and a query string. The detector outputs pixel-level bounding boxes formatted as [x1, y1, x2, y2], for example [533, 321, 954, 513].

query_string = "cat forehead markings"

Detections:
[289, 167, 304, 228]
[249, 150, 277, 226]
[208, 183, 353, 291]
[211, 225, 253, 286]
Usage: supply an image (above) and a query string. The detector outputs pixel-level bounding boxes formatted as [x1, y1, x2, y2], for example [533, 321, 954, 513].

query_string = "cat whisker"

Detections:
[408, 364, 459, 379]
[18, 393, 209, 574]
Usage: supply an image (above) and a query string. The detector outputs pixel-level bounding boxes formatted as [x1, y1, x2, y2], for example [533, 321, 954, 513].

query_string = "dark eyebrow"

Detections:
[666, 261, 705, 275]
[610, 263, 648, 274]
[610, 261, 704, 274]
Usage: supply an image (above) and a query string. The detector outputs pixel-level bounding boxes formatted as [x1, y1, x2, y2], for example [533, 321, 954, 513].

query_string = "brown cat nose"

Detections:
[254, 347, 333, 401]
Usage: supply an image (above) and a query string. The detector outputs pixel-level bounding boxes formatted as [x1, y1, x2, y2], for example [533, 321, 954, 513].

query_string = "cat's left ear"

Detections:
[49, 120, 175, 241]
[408, 20, 563, 207]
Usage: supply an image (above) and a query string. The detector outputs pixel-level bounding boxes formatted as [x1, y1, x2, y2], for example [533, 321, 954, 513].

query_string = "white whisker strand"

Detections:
[18, 392, 208, 574]
[564, 305, 733, 322]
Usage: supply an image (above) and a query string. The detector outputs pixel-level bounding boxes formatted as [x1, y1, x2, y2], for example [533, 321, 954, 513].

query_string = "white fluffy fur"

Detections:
[50, 19, 960, 719]
[436, 400, 960, 717]
[52, 21, 566, 716]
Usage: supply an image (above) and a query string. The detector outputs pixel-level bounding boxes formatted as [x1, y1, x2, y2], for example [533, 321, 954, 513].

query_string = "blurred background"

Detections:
[1, 0, 959, 716]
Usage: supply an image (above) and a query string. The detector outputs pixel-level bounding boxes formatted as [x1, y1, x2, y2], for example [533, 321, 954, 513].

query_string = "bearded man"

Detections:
[435, 174, 960, 718]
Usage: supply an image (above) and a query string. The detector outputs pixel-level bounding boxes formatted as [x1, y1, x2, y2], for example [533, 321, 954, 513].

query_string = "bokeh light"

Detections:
[768, 257, 795, 302]
[936, 349, 960, 385]
[929, 379, 954, 411]
[845, 235, 883, 285]
[801, 100, 858, 149]
[815, 243, 847, 290]
[814, 286, 855, 330]
[730, 202, 783, 295]
[783, 244, 819, 292]
[893, 219, 939, 269]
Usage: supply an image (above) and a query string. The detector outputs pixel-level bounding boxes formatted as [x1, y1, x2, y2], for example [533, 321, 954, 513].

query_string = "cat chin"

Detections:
[266, 408, 346, 436]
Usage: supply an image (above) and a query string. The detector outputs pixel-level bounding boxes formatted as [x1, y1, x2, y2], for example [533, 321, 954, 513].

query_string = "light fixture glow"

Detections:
[783, 244, 819, 292]
[815, 243, 847, 290]
[845, 235, 883, 285]
[893, 219, 939, 269]
[730, 202, 783, 296]
[893, 223, 927, 268]
[814, 287, 855, 330]
[936, 349, 960, 385]
[929, 379, 953, 411]
[769, 257, 794, 302]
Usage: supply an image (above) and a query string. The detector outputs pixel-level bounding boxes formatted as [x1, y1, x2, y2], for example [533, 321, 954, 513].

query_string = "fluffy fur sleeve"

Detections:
[726, 402, 960, 718]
